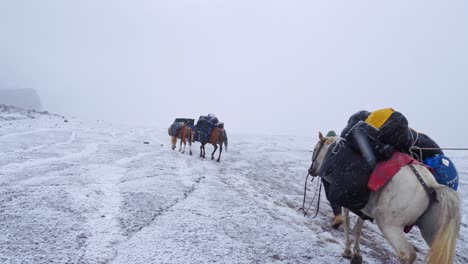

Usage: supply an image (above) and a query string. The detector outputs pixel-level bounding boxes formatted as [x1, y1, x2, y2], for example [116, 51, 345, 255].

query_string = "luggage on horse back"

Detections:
[341, 108, 443, 160]
[320, 121, 394, 219]
[424, 154, 459, 190]
[174, 118, 195, 129]
[194, 114, 222, 142]
[323, 108, 454, 218]
[168, 118, 195, 137]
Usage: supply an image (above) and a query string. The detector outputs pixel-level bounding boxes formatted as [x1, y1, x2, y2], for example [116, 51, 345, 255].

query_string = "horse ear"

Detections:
[319, 131, 324, 141]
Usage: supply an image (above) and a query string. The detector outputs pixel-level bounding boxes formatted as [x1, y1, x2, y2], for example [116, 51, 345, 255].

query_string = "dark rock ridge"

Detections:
[0, 88, 42, 111]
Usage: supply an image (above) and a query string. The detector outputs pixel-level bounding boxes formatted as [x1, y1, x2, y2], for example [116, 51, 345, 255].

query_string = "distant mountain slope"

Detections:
[0, 88, 42, 111]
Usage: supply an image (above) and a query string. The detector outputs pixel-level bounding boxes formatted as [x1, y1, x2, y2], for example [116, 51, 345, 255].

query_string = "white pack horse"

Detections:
[309, 132, 460, 264]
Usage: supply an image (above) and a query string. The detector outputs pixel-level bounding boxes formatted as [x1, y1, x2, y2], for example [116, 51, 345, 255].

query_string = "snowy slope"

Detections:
[0, 109, 467, 264]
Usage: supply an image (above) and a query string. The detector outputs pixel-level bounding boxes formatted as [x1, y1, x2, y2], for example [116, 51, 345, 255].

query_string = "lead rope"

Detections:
[312, 181, 322, 219]
[302, 172, 315, 216]
[302, 171, 323, 217]
[409, 129, 421, 161]
[410, 147, 468, 151]
[409, 146, 468, 162]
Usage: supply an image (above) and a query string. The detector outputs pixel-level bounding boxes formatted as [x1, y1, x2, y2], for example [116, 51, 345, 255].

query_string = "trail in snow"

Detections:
[0, 114, 467, 264]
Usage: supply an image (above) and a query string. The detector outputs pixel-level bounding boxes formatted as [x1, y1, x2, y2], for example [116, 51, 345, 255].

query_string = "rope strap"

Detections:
[410, 147, 468, 151]
[408, 163, 438, 204]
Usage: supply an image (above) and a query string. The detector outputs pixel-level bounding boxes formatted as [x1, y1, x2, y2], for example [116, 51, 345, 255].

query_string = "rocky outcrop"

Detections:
[0, 88, 42, 111]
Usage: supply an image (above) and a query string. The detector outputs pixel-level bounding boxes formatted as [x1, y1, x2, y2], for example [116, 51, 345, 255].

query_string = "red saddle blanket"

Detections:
[368, 152, 426, 192]
[368, 152, 429, 233]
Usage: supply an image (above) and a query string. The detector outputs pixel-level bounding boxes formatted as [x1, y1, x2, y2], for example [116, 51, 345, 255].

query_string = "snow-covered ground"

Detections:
[0, 107, 467, 264]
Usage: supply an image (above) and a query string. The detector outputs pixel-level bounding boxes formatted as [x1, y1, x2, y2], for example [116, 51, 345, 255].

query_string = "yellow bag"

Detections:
[365, 108, 395, 129]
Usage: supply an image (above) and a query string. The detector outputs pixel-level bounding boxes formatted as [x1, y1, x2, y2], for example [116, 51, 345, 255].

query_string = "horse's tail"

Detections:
[222, 130, 228, 152]
[426, 185, 461, 264]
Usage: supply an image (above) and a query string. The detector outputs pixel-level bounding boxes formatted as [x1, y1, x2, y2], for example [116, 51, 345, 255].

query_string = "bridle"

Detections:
[302, 138, 327, 217]
[309, 138, 326, 175]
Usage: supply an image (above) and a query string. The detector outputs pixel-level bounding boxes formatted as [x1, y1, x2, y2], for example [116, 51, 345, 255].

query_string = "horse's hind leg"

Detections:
[189, 140, 192, 155]
[181, 141, 186, 154]
[342, 208, 352, 259]
[417, 186, 460, 264]
[216, 142, 223, 162]
[211, 144, 218, 160]
[416, 203, 440, 246]
[378, 223, 416, 264]
[179, 139, 183, 152]
[350, 217, 365, 264]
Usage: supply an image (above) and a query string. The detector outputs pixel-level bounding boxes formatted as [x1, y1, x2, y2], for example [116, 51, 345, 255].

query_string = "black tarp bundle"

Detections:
[194, 116, 216, 142]
[174, 118, 195, 128]
[320, 121, 393, 218]
[341, 110, 443, 161]
[168, 122, 183, 137]
[168, 118, 194, 137]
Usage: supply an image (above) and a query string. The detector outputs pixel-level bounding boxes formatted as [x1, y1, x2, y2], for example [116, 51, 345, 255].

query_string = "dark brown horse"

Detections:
[168, 123, 193, 155]
[200, 127, 228, 162]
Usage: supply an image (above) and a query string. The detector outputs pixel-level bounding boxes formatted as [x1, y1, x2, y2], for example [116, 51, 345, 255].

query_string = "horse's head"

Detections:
[308, 132, 337, 176]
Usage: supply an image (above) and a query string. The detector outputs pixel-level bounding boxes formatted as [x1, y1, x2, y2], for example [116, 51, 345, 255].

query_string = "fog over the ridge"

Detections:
[1, 0, 467, 146]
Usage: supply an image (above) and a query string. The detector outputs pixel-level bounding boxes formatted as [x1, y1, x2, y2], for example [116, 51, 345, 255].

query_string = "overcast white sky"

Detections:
[1, 1, 467, 146]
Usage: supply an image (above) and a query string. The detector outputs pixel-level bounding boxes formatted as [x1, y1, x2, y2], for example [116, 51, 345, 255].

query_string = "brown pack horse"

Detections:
[200, 127, 228, 162]
[168, 123, 193, 155]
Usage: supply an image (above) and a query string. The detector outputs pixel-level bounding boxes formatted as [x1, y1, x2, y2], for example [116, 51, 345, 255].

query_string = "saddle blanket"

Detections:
[368, 152, 427, 192]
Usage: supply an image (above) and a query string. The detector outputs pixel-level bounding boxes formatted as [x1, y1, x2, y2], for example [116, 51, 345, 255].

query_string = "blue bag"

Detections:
[424, 154, 458, 190]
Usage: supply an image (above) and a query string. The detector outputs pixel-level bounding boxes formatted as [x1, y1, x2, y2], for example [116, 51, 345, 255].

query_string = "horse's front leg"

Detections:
[351, 217, 365, 264]
[171, 137, 176, 150]
[200, 144, 206, 158]
[211, 144, 218, 160]
[342, 208, 352, 259]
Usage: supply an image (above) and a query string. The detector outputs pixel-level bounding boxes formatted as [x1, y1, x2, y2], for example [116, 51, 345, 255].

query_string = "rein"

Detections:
[302, 172, 315, 215]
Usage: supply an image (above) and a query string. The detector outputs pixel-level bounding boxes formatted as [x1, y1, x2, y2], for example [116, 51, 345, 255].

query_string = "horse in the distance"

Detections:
[309, 132, 460, 264]
[168, 123, 193, 155]
[199, 127, 228, 162]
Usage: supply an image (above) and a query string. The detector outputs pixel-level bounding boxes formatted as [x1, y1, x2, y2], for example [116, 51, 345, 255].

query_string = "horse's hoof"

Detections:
[216, 159, 220, 162]
[190, 152, 192, 155]
[350, 255, 362, 264]
[342, 249, 352, 259]
[332, 214, 344, 229]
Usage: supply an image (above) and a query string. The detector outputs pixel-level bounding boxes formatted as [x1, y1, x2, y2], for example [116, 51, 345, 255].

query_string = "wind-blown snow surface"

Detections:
[0, 112, 467, 264]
